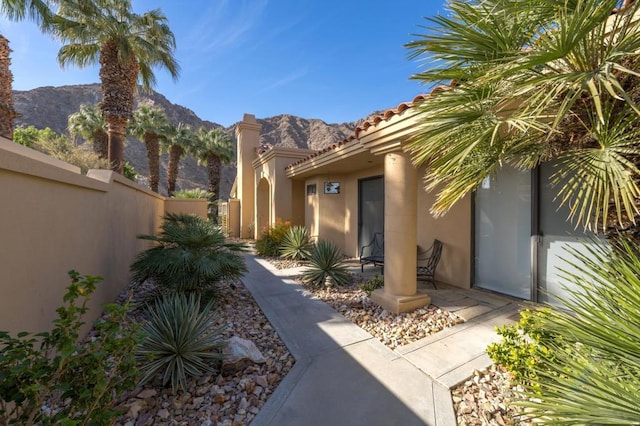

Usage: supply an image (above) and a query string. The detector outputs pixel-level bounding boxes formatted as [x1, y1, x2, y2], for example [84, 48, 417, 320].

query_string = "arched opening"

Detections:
[256, 177, 270, 237]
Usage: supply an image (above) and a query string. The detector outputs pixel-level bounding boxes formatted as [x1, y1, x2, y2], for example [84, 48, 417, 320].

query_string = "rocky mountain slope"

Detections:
[12, 84, 358, 198]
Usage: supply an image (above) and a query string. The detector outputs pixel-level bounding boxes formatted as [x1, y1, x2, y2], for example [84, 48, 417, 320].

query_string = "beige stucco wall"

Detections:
[0, 137, 203, 336]
[301, 162, 471, 288]
[416, 166, 472, 289]
[165, 198, 208, 217]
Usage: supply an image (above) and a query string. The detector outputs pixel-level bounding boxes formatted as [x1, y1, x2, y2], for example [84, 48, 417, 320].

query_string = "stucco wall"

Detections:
[416, 165, 472, 289]
[0, 137, 201, 336]
[302, 163, 471, 288]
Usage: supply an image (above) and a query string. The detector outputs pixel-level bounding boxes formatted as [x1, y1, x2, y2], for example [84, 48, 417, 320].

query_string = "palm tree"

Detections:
[129, 103, 168, 193]
[67, 103, 108, 159]
[54, 0, 179, 174]
[0, 0, 53, 139]
[406, 0, 640, 239]
[193, 126, 234, 200]
[0, 35, 15, 139]
[162, 122, 195, 195]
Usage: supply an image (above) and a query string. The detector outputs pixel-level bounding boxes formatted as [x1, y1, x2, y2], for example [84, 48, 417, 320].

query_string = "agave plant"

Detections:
[279, 226, 313, 261]
[131, 213, 247, 293]
[302, 240, 351, 288]
[136, 293, 224, 392]
[516, 237, 640, 423]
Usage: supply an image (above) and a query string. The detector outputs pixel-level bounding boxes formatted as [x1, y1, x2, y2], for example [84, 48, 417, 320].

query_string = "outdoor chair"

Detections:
[359, 232, 384, 272]
[417, 239, 443, 288]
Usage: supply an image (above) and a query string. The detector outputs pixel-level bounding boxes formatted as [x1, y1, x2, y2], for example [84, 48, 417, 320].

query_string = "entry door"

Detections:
[358, 176, 384, 254]
[537, 162, 602, 305]
[474, 167, 532, 299]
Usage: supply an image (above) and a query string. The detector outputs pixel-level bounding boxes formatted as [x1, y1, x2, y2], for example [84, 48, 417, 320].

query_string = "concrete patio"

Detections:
[241, 254, 521, 426]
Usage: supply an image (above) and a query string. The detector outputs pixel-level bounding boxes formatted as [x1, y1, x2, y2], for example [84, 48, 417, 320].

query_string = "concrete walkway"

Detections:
[242, 255, 521, 426]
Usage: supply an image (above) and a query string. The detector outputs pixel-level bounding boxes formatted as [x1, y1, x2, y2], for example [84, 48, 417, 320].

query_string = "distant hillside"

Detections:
[12, 84, 358, 198]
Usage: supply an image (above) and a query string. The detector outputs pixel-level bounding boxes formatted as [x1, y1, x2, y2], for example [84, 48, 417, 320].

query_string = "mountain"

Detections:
[12, 84, 358, 198]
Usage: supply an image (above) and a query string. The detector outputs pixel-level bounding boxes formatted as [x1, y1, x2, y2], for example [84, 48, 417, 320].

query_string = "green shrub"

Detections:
[514, 237, 640, 423]
[122, 161, 138, 181]
[0, 271, 140, 425]
[279, 226, 313, 260]
[136, 293, 224, 392]
[254, 219, 291, 257]
[131, 213, 247, 294]
[302, 240, 351, 287]
[487, 308, 556, 393]
[359, 274, 384, 296]
[172, 188, 213, 199]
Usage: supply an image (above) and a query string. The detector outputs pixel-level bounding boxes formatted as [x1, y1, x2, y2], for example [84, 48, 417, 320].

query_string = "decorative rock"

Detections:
[136, 389, 157, 399]
[221, 336, 266, 376]
[157, 408, 170, 419]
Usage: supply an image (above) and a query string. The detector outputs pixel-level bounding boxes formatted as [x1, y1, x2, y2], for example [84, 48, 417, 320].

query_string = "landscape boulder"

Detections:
[221, 336, 266, 376]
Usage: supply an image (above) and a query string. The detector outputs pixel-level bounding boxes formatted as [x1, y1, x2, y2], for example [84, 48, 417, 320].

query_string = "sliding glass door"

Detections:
[474, 167, 532, 299]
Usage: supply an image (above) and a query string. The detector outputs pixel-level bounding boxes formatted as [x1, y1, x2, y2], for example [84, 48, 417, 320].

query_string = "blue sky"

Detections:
[1, 0, 447, 127]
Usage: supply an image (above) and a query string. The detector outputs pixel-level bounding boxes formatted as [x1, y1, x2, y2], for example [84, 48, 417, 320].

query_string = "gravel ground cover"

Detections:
[106, 253, 526, 425]
[113, 279, 294, 426]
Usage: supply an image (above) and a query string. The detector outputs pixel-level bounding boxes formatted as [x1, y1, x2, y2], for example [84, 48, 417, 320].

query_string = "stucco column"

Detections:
[236, 114, 261, 239]
[370, 151, 430, 313]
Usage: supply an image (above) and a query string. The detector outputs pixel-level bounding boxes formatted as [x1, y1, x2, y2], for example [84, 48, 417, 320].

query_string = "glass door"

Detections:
[537, 163, 604, 305]
[474, 167, 532, 299]
[358, 176, 384, 252]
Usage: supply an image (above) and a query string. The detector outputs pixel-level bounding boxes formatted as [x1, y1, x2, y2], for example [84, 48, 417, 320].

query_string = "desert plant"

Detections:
[122, 160, 138, 181]
[487, 308, 557, 394]
[254, 219, 292, 257]
[359, 274, 384, 296]
[131, 213, 247, 294]
[172, 188, 213, 199]
[302, 240, 351, 288]
[136, 293, 224, 392]
[515, 237, 640, 423]
[0, 271, 140, 425]
[279, 225, 313, 260]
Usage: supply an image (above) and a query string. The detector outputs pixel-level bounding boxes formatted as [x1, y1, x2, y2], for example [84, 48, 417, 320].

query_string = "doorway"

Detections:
[358, 176, 384, 254]
[474, 164, 600, 302]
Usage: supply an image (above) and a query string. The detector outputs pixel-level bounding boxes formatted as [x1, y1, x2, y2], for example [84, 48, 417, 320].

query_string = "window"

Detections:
[307, 184, 317, 195]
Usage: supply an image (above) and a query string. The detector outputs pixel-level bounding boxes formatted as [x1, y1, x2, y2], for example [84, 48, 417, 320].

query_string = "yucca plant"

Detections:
[136, 293, 224, 393]
[515, 237, 640, 423]
[302, 240, 351, 288]
[131, 213, 247, 294]
[279, 225, 313, 260]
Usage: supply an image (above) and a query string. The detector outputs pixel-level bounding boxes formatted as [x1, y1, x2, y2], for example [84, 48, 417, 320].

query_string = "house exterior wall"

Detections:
[416, 165, 472, 288]
[0, 137, 203, 336]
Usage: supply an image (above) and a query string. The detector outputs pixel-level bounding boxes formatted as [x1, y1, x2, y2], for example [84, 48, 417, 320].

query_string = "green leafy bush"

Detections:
[0, 271, 140, 425]
[279, 225, 313, 260]
[487, 308, 556, 393]
[136, 293, 224, 392]
[359, 274, 384, 296]
[122, 161, 138, 181]
[254, 219, 291, 256]
[172, 188, 213, 199]
[131, 213, 247, 295]
[302, 240, 351, 287]
[515, 237, 640, 423]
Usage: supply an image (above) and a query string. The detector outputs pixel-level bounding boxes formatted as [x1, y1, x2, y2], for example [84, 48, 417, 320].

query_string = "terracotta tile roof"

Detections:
[285, 87, 451, 170]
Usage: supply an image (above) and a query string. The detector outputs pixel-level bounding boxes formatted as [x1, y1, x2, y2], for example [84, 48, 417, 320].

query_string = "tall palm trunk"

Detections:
[92, 129, 108, 159]
[0, 36, 17, 140]
[106, 116, 128, 173]
[99, 40, 138, 174]
[145, 132, 160, 193]
[206, 152, 221, 198]
[167, 144, 184, 195]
